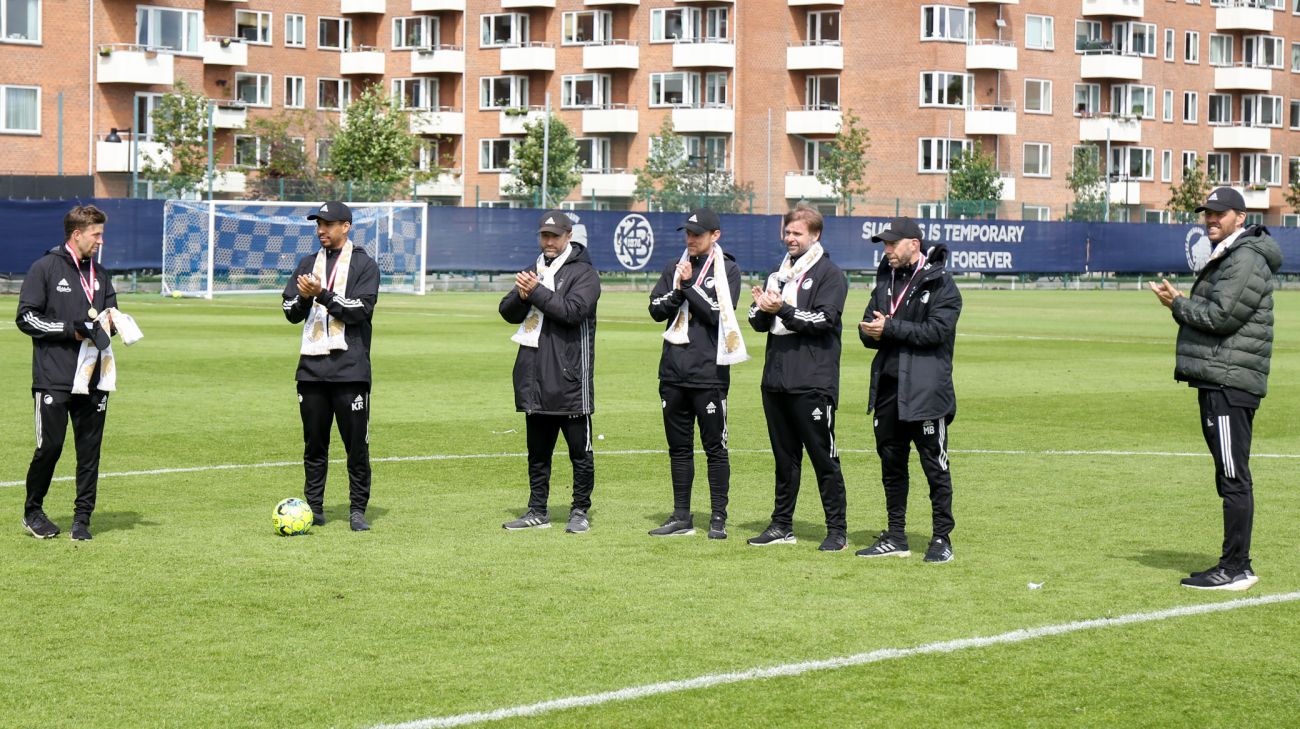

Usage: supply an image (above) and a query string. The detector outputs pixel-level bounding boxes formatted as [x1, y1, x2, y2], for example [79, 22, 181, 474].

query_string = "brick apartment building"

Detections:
[2, 0, 1300, 221]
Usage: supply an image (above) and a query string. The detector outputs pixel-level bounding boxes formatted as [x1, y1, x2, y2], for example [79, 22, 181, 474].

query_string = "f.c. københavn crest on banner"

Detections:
[1185, 226, 1212, 273]
[613, 213, 654, 270]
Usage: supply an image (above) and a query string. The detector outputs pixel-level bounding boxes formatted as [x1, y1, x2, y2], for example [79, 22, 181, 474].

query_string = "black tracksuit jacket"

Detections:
[647, 250, 743, 388]
[747, 253, 848, 402]
[16, 245, 118, 392]
[281, 244, 380, 384]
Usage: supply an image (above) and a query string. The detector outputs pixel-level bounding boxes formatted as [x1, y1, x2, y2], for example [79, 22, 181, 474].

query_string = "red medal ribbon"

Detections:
[887, 258, 923, 317]
[65, 243, 96, 310]
[691, 247, 717, 288]
[323, 249, 344, 292]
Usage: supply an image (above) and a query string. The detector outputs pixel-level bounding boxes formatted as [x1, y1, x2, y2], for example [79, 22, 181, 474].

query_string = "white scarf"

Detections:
[663, 244, 749, 365]
[511, 243, 573, 348]
[71, 308, 143, 394]
[300, 242, 353, 356]
[763, 242, 824, 336]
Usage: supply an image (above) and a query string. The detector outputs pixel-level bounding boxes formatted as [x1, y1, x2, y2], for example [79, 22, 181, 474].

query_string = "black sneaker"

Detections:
[22, 511, 60, 539]
[855, 531, 911, 558]
[707, 516, 727, 540]
[649, 513, 694, 537]
[312, 512, 327, 526]
[1188, 564, 1223, 578]
[1180, 567, 1258, 591]
[71, 522, 93, 541]
[565, 508, 590, 534]
[349, 511, 370, 532]
[923, 536, 953, 563]
[746, 524, 795, 546]
[503, 508, 550, 530]
[818, 531, 847, 552]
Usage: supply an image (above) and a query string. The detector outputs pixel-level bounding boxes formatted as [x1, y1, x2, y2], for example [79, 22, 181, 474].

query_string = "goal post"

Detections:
[162, 200, 427, 297]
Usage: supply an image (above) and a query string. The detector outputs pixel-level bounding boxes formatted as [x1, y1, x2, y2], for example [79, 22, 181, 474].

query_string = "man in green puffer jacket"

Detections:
[1149, 186, 1283, 592]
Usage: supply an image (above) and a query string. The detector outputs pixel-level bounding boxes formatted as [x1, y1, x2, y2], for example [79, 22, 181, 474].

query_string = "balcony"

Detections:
[581, 170, 637, 198]
[789, 0, 843, 5]
[410, 108, 465, 136]
[1214, 64, 1272, 92]
[786, 106, 841, 136]
[211, 102, 247, 129]
[340, 0, 385, 13]
[969, 0, 1018, 3]
[96, 45, 174, 85]
[411, 46, 465, 74]
[1081, 0, 1143, 18]
[499, 107, 547, 135]
[500, 43, 556, 72]
[206, 167, 246, 194]
[674, 106, 734, 133]
[585, 0, 640, 4]
[583, 41, 639, 70]
[95, 135, 170, 173]
[965, 104, 1017, 136]
[340, 46, 385, 75]
[1234, 185, 1271, 210]
[201, 37, 247, 66]
[966, 40, 1017, 71]
[1217, 2, 1273, 33]
[413, 0, 466, 10]
[1079, 115, 1142, 143]
[415, 171, 464, 198]
[784, 171, 834, 200]
[1079, 50, 1143, 81]
[498, 173, 519, 197]
[1108, 179, 1142, 206]
[503, 0, 555, 6]
[582, 105, 638, 134]
[998, 176, 1016, 201]
[786, 41, 843, 71]
[1213, 125, 1272, 150]
[672, 40, 735, 68]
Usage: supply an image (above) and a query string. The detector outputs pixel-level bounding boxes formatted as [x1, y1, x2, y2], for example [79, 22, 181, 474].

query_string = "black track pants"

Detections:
[873, 377, 955, 539]
[660, 383, 729, 520]
[1198, 388, 1255, 572]
[525, 413, 594, 512]
[298, 381, 371, 514]
[25, 389, 109, 522]
[762, 389, 847, 533]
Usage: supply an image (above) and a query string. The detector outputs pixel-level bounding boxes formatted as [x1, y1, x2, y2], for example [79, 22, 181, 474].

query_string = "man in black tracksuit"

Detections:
[282, 201, 379, 532]
[500, 210, 602, 534]
[16, 205, 117, 541]
[646, 208, 743, 540]
[858, 216, 962, 563]
[746, 204, 850, 551]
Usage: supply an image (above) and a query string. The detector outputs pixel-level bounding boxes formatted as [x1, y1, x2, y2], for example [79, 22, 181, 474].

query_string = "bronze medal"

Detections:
[87, 307, 98, 319]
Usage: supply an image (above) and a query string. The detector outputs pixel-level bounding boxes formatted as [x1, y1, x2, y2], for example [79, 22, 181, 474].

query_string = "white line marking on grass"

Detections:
[5, 447, 1300, 488]
[372, 591, 1300, 729]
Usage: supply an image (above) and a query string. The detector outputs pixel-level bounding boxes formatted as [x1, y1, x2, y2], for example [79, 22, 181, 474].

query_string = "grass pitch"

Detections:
[1, 288, 1298, 728]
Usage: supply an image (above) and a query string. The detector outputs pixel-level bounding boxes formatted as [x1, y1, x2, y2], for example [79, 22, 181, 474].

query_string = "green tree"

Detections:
[1066, 144, 1107, 221]
[505, 113, 581, 207]
[1284, 160, 1300, 215]
[1168, 158, 1211, 224]
[814, 109, 871, 215]
[326, 84, 421, 199]
[678, 161, 754, 213]
[633, 116, 689, 211]
[947, 144, 1003, 219]
[142, 80, 213, 198]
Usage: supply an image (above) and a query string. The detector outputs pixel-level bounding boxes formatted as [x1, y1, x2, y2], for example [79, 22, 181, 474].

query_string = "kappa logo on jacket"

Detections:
[351, 395, 365, 411]
[811, 407, 823, 421]
[56, 278, 72, 293]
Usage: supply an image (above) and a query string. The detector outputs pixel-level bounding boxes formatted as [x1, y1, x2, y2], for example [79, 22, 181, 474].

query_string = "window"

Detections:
[808, 11, 840, 44]
[561, 74, 611, 108]
[1185, 31, 1200, 63]
[285, 14, 305, 48]
[1, 0, 39, 42]
[1025, 79, 1052, 114]
[1023, 143, 1051, 177]
[703, 7, 728, 40]
[804, 139, 835, 173]
[133, 92, 163, 140]
[562, 10, 611, 45]
[921, 6, 973, 43]
[235, 72, 271, 107]
[234, 135, 267, 167]
[1209, 34, 1232, 66]
[1206, 153, 1230, 184]
[479, 75, 529, 109]
[704, 72, 728, 107]
[136, 6, 202, 53]
[1111, 84, 1154, 118]
[1291, 157, 1300, 184]
[394, 78, 439, 110]
[650, 7, 699, 42]
[1183, 91, 1198, 123]
[1074, 83, 1101, 115]
[1283, 213, 1299, 228]
[481, 13, 528, 47]
[317, 78, 351, 110]
[1075, 20, 1101, 52]
[920, 71, 972, 108]
[918, 137, 971, 173]
[650, 72, 699, 107]
[686, 136, 727, 168]
[1293, 42, 1300, 72]
[1022, 205, 1050, 221]
[1209, 94, 1232, 125]
[806, 75, 839, 109]
[1244, 35, 1283, 69]
[479, 138, 518, 171]
[318, 17, 351, 51]
[917, 202, 948, 218]
[1242, 94, 1283, 127]
[1113, 22, 1155, 57]
[1164, 28, 1175, 61]
[0, 84, 38, 133]
[1182, 150, 1198, 174]
[236, 10, 271, 45]
[1163, 89, 1174, 122]
[1144, 210, 1171, 224]
[1291, 100, 1300, 129]
[1109, 146, 1154, 180]
[284, 76, 304, 109]
[1162, 149, 1173, 182]
[394, 16, 438, 49]
[1026, 15, 1054, 50]
[1242, 153, 1281, 185]
[575, 137, 611, 172]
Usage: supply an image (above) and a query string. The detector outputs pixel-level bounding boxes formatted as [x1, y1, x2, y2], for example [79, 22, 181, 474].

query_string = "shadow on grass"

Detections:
[323, 504, 389, 526]
[93, 510, 159, 534]
[1128, 548, 1216, 574]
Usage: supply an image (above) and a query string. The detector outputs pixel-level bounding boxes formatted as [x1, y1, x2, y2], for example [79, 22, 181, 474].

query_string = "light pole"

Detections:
[207, 100, 215, 201]
[105, 125, 139, 198]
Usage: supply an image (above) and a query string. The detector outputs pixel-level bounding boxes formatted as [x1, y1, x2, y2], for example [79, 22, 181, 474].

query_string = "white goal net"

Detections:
[162, 200, 427, 297]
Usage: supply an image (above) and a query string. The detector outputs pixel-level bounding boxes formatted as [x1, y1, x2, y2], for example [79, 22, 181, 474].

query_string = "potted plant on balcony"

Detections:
[503, 106, 530, 118]
[98, 46, 112, 57]
[219, 37, 233, 48]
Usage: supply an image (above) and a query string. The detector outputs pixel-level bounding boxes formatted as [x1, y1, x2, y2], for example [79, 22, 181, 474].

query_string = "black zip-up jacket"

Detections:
[648, 249, 743, 388]
[499, 243, 601, 415]
[861, 244, 962, 422]
[17, 245, 118, 392]
[281, 243, 379, 384]
[748, 252, 848, 401]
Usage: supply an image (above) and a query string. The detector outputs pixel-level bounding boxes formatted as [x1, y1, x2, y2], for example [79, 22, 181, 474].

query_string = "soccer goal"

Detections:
[162, 200, 428, 297]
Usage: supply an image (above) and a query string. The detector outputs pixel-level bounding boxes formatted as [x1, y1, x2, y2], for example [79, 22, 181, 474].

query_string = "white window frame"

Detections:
[1109, 146, 1155, 181]
[920, 5, 973, 43]
[1290, 99, 1300, 129]
[1112, 21, 1156, 58]
[919, 71, 973, 108]
[806, 75, 839, 110]
[1023, 143, 1051, 177]
[1026, 15, 1055, 50]
[1242, 94, 1284, 128]
[0, 84, 39, 134]
[1185, 31, 1200, 64]
[1112, 84, 1155, 119]
[285, 14, 305, 48]
[235, 72, 272, 108]
[479, 138, 519, 172]
[236, 9, 271, 46]
[1206, 152, 1231, 184]
[1242, 153, 1282, 186]
[1209, 34, 1233, 67]
[1209, 93, 1232, 125]
[650, 7, 700, 43]
[234, 134, 268, 167]
[917, 137, 971, 173]
[479, 75, 529, 110]
[808, 10, 840, 45]
[1024, 79, 1052, 114]
[1163, 89, 1174, 122]
[649, 71, 700, 107]
[703, 7, 728, 41]
[134, 92, 163, 141]
[1183, 91, 1198, 124]
[284, 76, 304, 109]
[1243, 35, 1284, 70]
[1074, 83, 1101, 116]
[561, 74, 611, 109]
[1182, 150, 1198, 175]
[804, 139, 835, 173]
[1292, 42, 1300, 72]
[393, 77, 439, 110]
[317, 78, 351, 111]
[394, 16, 439, 50]
[1022, 205, 1050, 221]
[1, 0, 40, 44]
[1074, 20, 1101, 53]
[704, 72, 728, 107]
[1161, 149, 1173, 182]
[136, 5, 202, 54]
[562, 10, 612, 46]
[1164, 28, 1175, 61]
[481, 12, 529, 48]
[575, 137, 612, 172]
[317, 17, 352, 52]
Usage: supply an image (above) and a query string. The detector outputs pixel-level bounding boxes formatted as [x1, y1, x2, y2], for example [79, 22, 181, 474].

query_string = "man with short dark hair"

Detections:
[17, 205, 117, 540]
[1149, 186, 1282, 591]
[500, 210, 602, 534]
[282, 200, 380, 532]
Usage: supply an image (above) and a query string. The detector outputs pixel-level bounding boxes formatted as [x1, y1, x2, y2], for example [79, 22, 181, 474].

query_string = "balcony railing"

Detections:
[966, 38, 1017, 70]
[96, 44, 175, 85]
[583, 40, 639, 69]
[411, 45, 466, 74]
[787, 40, 844, 71]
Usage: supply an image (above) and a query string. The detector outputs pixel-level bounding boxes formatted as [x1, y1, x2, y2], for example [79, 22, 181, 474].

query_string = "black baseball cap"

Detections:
[1195, 187, 1247, 213]
[871, 216, 925, 243]
[307, 201, 352, 223]
[678, 208, 721, 235]
[538, 210, 573, 235]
